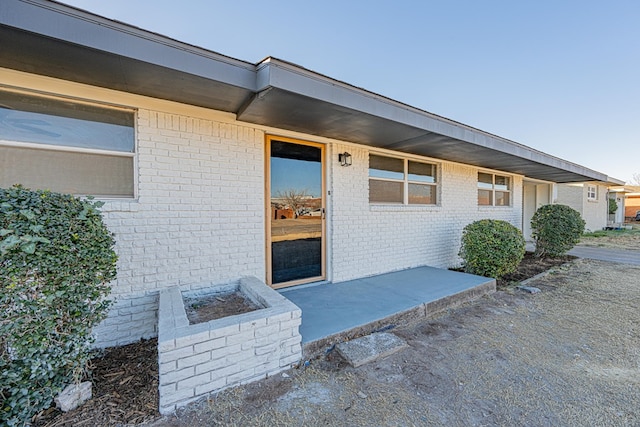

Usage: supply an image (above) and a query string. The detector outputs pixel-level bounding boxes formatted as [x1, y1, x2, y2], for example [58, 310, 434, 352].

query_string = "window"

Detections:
[478, 172, 511, 206]
[369, 154, 437, 205]
[0, 90, 135, 197]
[587, 185, 597, 200]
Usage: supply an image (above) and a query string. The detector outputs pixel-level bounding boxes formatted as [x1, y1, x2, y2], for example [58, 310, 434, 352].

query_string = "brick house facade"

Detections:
[0, 0, 620, 349]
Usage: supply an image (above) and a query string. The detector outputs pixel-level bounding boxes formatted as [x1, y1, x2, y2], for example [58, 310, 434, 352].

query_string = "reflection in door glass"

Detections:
[270, 141, 322, 284]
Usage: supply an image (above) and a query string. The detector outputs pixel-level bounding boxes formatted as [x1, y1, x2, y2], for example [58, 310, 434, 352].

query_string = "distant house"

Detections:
[0, 0, 621, 348]
[621, 186, 640, 220]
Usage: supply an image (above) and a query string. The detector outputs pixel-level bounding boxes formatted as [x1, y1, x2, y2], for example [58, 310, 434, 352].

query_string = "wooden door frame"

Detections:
[265, 135, 326, 288]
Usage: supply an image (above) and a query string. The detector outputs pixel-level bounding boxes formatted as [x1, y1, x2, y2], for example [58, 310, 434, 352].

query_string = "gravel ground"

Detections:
[156, 257, 640, 427]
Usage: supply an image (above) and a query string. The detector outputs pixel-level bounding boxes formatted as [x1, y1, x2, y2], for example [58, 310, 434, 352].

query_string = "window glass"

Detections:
[1, 145, 134, 197]
[0, 90, 135, 197]
[495, 191, 510, 206]
[494, 175, 510, 191]
[369, 154, 438, 205]
[0, 91, 134, 152]
[478, 172, 511, 206]
[408, 161, 435, 183]
[369, 180, 403, 203]
[408, 183, 436, 204]
[369, 155, 404, 180]
[478, 189, 492, 206]
[478, 172, 493, 189]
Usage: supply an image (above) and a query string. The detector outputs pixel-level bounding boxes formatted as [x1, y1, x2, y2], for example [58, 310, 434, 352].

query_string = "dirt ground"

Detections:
[184, 291, 261, 325]
[155, 258, 640, 427]
[36, 232, 640, 426]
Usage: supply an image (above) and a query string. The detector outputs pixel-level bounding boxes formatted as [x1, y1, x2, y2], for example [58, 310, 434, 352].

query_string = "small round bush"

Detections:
[1, 185, 116, 426]
[459, 219, 526, 278]
[531, 204, 585, 258]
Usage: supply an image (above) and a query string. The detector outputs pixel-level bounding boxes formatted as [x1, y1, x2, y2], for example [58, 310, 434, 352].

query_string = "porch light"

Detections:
[339, 152, 352, 167]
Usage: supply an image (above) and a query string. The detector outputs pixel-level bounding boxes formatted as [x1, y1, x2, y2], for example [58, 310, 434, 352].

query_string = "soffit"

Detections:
[238, 60, 606, 183]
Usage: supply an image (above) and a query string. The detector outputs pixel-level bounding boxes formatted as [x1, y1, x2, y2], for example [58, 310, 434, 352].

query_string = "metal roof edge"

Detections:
[258, 58, 607, 182]
[3, 0, 257, 90]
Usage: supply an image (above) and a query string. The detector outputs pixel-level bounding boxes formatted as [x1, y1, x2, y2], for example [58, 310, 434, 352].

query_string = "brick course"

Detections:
[156, 277, 302, 414]
[329, 144, 523, 283]
[94, 109, 526, 347]
[94, 111, 265, 347]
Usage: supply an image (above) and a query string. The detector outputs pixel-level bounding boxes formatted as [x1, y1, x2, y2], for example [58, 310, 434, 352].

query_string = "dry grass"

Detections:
[580, 225, 640, 250]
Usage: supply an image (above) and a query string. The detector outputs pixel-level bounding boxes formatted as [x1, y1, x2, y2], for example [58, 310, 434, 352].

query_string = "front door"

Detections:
[266, 136, 325, 288]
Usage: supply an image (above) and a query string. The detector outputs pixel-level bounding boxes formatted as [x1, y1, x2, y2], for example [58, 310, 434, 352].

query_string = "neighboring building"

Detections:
[622, 186, 640, 220]
[606, 186, 630, 224]
[0, 0, 620, 348]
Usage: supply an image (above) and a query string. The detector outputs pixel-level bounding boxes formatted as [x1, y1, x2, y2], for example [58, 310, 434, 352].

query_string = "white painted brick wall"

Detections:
[93, 106, 526, 347]
[555, 183, 607, 232]
[157, 277, 302, 414]
[329, 145, 524, 283]
[556, 184, 584, 214]
[582, 184, 608, 231]
[94, 110, 265, 347]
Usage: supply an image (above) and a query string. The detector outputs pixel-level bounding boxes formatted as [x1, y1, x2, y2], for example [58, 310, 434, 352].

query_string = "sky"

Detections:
[60, 0, 640, 184]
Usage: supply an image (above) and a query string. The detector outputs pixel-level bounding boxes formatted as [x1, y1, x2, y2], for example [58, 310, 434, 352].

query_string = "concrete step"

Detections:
[335, 332, 408, 367]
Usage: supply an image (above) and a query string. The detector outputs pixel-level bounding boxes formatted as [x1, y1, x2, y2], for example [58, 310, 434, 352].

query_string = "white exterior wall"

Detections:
[330, 143, 523, 283]
[556, 183, 607, 232]
[96, 129, 524, 345]
[555, 184, 584, 214]
[157, 277, 301, 414]
[94, 111, 266, 347]
[581, 184, 608, 231]
[3, 69, 525, 348]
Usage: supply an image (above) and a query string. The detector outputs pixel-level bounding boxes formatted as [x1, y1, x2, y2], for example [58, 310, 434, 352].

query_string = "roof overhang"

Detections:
[238, 58, 607, 183]
[0, 0, 257, 112]
[605, 177, 626, 186]
[0, 0, 611, 183]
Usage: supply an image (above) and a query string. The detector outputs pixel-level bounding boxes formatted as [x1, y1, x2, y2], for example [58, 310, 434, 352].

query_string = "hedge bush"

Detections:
[531, 204, 585, 258]
[0, 185, 116, 426]
[459, 219, 526, 279]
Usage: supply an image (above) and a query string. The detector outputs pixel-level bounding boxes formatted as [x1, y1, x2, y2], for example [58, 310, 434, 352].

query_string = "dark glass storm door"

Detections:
[266, 136, 325, 288]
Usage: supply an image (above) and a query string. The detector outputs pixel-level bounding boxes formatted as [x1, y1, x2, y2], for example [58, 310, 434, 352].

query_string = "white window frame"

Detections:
[369, 154, 438, 205]
[587, 185, 598, 201]
[478, 171, 512, 207]
[0, 89, 137, 198]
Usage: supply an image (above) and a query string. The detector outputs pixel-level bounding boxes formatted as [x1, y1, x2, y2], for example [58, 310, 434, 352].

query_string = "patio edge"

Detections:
[302, 278, 496, 358]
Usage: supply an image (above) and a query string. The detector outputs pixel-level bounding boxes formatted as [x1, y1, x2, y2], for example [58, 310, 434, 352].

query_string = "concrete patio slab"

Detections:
[336, 332, 408, 367]
[280, 266, 495, 356]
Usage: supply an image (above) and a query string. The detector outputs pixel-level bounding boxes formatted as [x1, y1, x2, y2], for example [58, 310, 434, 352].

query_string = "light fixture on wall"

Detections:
[338, 152, 352, 167]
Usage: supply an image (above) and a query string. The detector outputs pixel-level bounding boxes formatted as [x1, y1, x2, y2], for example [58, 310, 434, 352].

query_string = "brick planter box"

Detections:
[157, 277, 302, 414]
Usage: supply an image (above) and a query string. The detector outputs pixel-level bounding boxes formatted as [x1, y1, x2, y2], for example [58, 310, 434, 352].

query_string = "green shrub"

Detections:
[459, 219, 526, 278]
[0, 185, 116, 426]
[608, 198, 618, 215]
[531, 204, 585, 258]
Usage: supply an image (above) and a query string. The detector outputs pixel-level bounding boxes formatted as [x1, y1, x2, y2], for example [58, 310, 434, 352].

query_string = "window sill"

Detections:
[99, 199, 140, 213]
[478, 205, 513, 210]
[370, 204, 441, 212]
